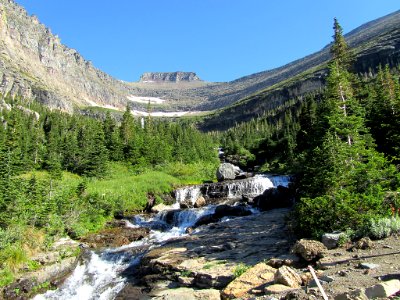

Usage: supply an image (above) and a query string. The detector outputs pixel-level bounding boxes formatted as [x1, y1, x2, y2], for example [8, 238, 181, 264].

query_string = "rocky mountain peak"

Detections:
[139, 72, 201, 83]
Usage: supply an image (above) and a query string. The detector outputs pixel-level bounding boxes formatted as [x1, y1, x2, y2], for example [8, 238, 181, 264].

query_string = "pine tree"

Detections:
[295, 19, 397, 236]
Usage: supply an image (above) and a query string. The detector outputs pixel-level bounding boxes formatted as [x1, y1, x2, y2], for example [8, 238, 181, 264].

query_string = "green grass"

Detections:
[233, 263, 251, 278]
[86, 163, 181, 211]
[85, 161, 217, 211]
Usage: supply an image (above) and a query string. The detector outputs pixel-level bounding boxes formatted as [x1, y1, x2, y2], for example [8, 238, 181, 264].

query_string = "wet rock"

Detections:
[274, 266, 302, 288]
[365, 279, 400, 299]
[222, 263, 276, 299]
[253, 186, 293, 211]
[322, 232, 344, 249]
[291, 239, 327, 262]
[214, 204, 252, 218]
[80, 227, 150, 248]
[216, 163, 240, 181]
[194, 205, 251, 228]
[194, 214, 220, 228]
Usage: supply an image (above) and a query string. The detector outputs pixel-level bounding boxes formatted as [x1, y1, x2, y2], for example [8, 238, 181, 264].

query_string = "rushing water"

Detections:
[35, 174, 290, 300]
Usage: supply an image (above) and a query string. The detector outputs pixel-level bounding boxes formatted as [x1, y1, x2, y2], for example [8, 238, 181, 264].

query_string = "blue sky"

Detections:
[14, 0, 400, 82]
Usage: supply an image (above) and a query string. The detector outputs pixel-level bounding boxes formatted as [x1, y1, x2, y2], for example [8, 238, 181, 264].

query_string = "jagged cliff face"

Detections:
[139, 72, 201, 83]
[0, 0, 132, 112]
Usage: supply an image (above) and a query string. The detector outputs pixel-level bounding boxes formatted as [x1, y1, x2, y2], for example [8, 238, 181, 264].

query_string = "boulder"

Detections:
[253, 186, 293, 211]
[194, 214, 220, 228]
[365, 279, 400, 299]
[151, 203, 174, 213]
[216, 163, 240, 181]
[274, 266, 302, 288]
[291, 239, 327, 262]
[321, 232, 344, 249]
[222, 262, 276, 299]
[194, 196, 207, 208]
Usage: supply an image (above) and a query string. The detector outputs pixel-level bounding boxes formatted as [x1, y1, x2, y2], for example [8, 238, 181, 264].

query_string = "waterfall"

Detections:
[226, 175, 274, 198]
[175, 186, 202, 206]
[34, 248, 143, 300]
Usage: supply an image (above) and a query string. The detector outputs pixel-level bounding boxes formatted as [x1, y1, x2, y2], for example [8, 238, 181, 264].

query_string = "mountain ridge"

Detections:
[1, 0, 400, 122]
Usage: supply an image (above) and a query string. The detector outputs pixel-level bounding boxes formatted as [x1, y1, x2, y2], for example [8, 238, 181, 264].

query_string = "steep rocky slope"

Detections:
[0, 0, 137, 112]
[200, 13, 400, 130]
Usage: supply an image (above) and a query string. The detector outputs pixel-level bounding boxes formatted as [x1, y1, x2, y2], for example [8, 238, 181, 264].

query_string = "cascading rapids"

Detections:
[35, 173, 291, 300]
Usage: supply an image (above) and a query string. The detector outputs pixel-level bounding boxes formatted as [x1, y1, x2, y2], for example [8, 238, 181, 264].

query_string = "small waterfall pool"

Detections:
[34, 174, 290, 300]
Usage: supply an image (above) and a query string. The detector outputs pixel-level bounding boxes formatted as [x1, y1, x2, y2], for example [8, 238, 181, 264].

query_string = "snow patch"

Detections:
[127, 95, 166, 104]
[131, 110, 200, 117]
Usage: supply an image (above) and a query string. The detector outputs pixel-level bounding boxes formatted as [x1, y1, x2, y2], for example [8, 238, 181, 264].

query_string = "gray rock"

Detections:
[216, 163, 240, 181]
[321, 232, 344, 249]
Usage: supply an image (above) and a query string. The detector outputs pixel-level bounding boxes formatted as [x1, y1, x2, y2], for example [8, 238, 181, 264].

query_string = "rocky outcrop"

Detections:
[139, 72, 201, 83]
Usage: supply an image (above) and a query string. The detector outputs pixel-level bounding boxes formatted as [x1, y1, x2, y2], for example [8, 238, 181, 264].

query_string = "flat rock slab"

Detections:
[138, 208, 293, 292]
[163, 208, 293, 266]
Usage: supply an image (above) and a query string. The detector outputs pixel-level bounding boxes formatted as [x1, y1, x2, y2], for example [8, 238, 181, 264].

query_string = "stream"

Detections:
[34, 174, 290, 300]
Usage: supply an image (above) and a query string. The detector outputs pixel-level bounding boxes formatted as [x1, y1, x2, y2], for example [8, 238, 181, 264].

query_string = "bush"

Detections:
[367, 217, 400, 239]
[293, 188, 390, 238]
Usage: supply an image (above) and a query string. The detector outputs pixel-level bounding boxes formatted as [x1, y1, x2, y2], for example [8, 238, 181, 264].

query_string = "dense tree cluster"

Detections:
[0, 99, 217, 236]
[220, 19, 400, 237]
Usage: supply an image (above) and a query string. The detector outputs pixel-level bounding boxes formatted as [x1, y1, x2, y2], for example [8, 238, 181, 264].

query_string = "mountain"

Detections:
[199, 10, 400, 130]
[1, 0, 400, 122]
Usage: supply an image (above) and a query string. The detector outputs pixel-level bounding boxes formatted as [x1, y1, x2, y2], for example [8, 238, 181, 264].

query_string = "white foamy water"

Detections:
[33, 251, 136, 300]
